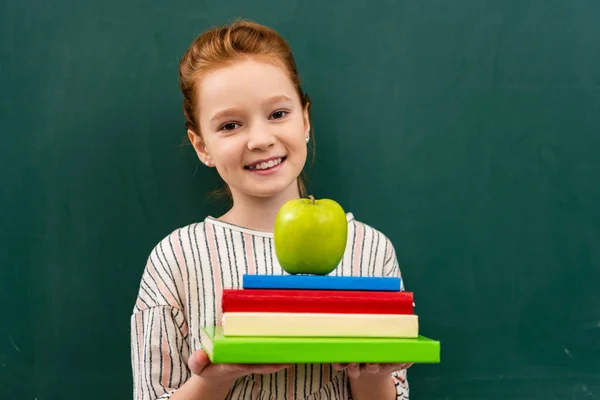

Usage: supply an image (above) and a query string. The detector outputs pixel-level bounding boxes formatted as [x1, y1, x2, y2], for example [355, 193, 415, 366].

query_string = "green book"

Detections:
[200, 325, 440, 364]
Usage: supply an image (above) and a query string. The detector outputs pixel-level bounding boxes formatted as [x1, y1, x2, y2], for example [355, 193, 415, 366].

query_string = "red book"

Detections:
[222, 289, 414, 314]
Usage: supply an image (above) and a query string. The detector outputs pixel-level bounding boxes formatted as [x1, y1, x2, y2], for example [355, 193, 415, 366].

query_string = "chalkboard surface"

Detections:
[1, 0, 599, 398]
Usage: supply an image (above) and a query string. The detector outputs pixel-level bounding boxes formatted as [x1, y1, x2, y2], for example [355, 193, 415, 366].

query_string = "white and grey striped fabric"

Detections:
[131, 213, 409, 400]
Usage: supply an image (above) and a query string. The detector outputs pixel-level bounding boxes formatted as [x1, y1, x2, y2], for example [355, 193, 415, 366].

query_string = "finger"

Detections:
[380, 362, 413, 372]
[346, 363, 361, 379]
[332, 363, 348, 371]
[365, 363, 380, 374]
[188, 350, 211, 376]
[247, 364, 292, 375]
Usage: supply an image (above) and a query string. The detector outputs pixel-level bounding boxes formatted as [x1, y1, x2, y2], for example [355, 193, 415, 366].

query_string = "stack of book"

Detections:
[200, 274, 440, 364]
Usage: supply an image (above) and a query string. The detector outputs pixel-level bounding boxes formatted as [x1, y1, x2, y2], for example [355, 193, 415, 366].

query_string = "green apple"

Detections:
[274, 195, 348, 275]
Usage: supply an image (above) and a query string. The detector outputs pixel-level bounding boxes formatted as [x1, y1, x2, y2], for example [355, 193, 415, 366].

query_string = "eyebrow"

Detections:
[264, 94, 293, 106]
[209, 95, 294, 122]
[210, 108, 242, 123]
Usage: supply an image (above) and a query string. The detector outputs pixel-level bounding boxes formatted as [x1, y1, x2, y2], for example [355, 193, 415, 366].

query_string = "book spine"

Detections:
[222, 289, 414, 314]
[221, 312, 419, 338]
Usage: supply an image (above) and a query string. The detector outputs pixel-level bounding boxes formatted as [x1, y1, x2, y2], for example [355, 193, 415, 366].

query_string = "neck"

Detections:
[218, 182, 302, 233]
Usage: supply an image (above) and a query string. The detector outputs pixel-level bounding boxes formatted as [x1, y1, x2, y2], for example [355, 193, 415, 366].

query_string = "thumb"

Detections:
[188, 349, 211, 376]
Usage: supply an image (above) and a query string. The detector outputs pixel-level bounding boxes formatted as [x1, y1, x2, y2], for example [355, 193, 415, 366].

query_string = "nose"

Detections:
[247, 122, 276, 151]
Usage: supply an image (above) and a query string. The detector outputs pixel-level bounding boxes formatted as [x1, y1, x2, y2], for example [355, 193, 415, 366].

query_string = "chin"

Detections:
[246, 186, 291, 198]
[239, 179, 299, 199]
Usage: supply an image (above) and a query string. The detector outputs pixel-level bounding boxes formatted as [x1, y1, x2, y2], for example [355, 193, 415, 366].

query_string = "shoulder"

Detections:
[145, 221, 208, 266]
[346, 213, 403, 284]
[347, 213, 397, 261]
[132, 220, 209, 313]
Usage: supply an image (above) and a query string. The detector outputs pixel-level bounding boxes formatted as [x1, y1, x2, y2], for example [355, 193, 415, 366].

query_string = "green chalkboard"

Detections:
[1, 0, 599, 398]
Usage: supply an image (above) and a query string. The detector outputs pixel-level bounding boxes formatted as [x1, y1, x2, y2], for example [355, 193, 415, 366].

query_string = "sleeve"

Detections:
[383, 238, 411, 399]
[130, 235, 192, 400]
[131, 305, 192, 400]
[391, 370, 410, 399]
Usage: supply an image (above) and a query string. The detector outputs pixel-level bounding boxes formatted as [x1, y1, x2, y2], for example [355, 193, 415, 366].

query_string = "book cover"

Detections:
[221, 312, 419, 338]
[242, 274, 402, 291]
[200, 325, 440, 364]
[222, 289, 414, 314]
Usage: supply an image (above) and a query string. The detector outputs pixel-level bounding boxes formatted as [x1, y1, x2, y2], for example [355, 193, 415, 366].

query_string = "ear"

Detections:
[188, 129, 210, 164]
[302, 103, 311, 139]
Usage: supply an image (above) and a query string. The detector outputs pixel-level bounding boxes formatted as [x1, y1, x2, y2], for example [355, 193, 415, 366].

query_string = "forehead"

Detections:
[197, 58, 298, 114]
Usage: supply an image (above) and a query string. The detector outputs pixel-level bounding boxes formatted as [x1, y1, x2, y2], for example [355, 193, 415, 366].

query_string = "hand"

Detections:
[188, 349, 292, 386]
[331, 362, 413, 380]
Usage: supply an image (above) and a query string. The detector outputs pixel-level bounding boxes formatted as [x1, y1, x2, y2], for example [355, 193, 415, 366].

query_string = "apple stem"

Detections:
[309, 194, 315, 204]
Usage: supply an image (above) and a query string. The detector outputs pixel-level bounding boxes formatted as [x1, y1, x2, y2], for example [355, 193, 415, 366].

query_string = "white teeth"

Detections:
[249, 157, 283, 170]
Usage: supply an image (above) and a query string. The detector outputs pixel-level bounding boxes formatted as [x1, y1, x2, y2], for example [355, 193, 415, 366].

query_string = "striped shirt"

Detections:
[130, 212, 410, 400]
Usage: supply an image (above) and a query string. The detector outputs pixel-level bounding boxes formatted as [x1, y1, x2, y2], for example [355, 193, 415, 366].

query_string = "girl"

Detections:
[130, 19, 411, 400]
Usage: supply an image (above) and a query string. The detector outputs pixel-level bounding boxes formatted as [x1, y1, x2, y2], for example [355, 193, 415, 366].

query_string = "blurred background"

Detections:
[1, 0, 599, 398]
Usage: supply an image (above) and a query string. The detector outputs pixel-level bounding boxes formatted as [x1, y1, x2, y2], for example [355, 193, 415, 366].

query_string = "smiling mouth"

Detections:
[245, 157, 286, 171]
